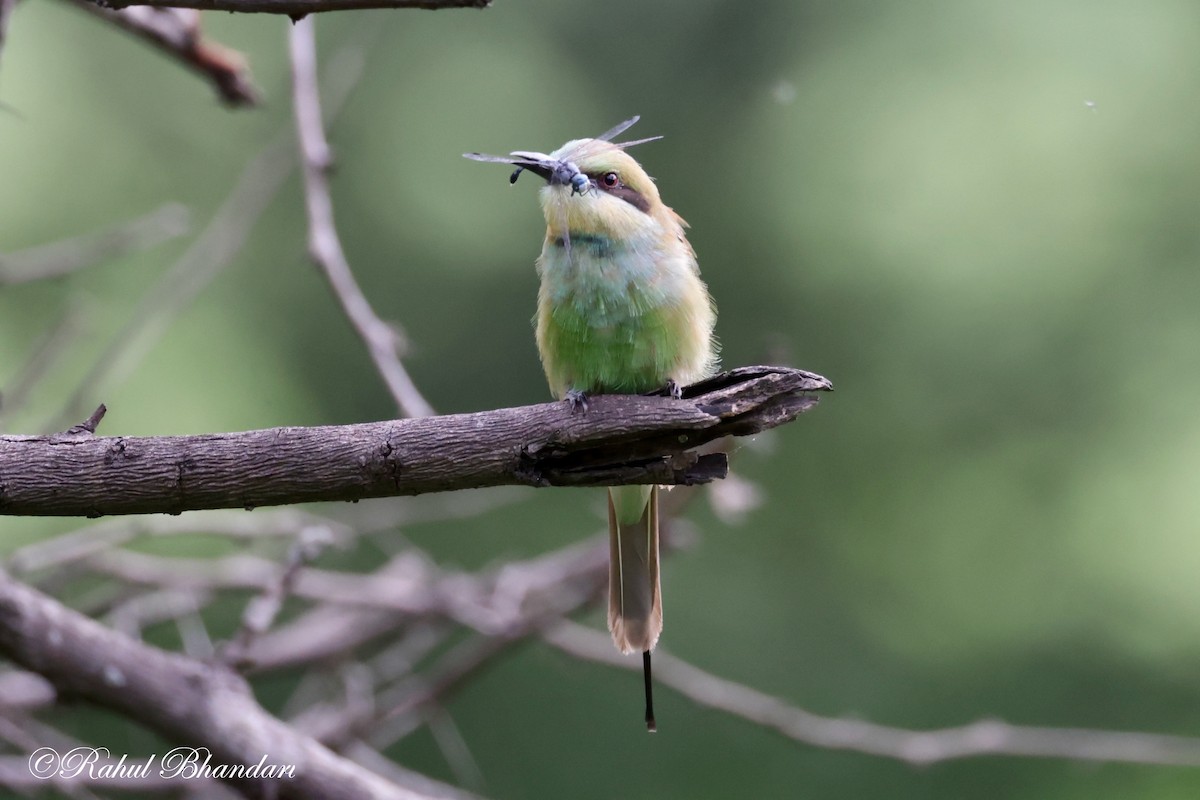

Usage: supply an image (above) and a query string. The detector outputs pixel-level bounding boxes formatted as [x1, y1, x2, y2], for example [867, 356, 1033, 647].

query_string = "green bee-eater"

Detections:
[467, 117, 718, 729]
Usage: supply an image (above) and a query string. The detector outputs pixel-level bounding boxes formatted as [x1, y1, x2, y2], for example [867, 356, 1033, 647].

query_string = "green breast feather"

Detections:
[536, 232, 713, 399]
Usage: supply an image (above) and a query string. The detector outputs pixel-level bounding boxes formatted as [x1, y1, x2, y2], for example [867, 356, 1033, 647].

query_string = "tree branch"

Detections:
[67, 3, 260, 106]
[0, 570, 475, 799]
[289, 17, 434, 418]
[0, 366, 830, 517]
[90, 0, 492, 15]
[544, 622, 1200, 767]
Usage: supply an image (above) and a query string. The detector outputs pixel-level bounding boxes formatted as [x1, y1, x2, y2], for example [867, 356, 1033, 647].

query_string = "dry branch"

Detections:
[68, 3, 260, 106]
[0, 366, 831, 517]
[290, 17, 433, 418]
[0, 569, 474, 800]
[544, 622, 1200, 767]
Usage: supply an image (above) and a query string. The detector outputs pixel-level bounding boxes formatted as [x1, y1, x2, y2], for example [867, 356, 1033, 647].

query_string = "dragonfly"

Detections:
[464, 115, 661, 194]
[464, 115, 663, 261]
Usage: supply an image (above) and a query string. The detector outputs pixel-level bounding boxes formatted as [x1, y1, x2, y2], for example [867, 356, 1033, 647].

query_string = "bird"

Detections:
[465, 117, 718, 730]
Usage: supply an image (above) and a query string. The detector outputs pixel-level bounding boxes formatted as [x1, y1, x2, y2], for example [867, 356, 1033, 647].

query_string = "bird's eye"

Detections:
[602, 172, 620, 188]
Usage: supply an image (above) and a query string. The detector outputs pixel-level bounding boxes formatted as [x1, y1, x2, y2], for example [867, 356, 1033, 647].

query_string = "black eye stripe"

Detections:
[584, 172, 650, 214]
[608, 187, 650, 213]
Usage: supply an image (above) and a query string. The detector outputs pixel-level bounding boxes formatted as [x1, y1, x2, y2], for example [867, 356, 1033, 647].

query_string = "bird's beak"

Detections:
[463, 149, 577, 188]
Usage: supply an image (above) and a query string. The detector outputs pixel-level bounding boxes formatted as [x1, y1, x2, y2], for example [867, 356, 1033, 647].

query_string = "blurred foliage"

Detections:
[3, 0, 1200, 797]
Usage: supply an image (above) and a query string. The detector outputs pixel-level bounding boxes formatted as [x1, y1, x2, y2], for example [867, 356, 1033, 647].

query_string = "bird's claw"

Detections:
[666, 379, 683, 400]
[566, 389, 590, 413]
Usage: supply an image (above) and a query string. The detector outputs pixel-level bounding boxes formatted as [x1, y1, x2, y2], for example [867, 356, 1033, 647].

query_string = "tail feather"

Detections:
[607, 485, 662, 654]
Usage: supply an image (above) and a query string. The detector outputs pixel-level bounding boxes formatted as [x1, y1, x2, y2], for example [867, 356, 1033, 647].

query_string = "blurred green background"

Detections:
[4, 0, 1200, 797]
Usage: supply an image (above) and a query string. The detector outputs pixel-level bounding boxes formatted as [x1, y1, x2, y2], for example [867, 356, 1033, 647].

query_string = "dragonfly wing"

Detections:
[593, 115, 640, 143]
[464, 151, 522, 164]
[612, 135, 664, 149]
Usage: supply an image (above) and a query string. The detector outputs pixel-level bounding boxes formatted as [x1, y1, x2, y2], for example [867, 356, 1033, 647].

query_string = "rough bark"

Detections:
[0, 366, 831, 517]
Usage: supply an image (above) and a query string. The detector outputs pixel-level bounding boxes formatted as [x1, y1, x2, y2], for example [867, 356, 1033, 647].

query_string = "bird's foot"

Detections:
[666, 379, 683, 400]
[565, 389, 590, 413]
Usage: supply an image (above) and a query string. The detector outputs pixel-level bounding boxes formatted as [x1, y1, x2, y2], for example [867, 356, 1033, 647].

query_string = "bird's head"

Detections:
[529, 139, 667, 241]
[465, 117, 677, 243]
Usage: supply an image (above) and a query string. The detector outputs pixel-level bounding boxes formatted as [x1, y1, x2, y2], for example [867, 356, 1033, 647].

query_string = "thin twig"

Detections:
[427, 710, 485, 792]
[81, 526, 622, 633]
[544, 621, 1200, 767]
[87, 550, 442, 611]
[348, 529, 697, 749]
[289, 18, 434, 419]
[66, 3, 260, 106]
[63, 404, 107, 436]
[7, 508, 353, 573]
[0, 204, 190, 285]
[221, 526, 336, 666]
[105, 587, 211, 640]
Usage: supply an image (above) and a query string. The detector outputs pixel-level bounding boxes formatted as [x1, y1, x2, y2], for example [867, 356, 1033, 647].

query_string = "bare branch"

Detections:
[92, 0, 492, 15]
[243, 528, 635, 672]
[544, 622, 1200, 767]
[290, 19, 434, 418]
[240, 589, 436, 673]
[106, 587, 211, 640]
[64, 403, 107, 436]
[0, 668, 56, 710]
[0, 570, 483, 800]
[87, 550, 437, 611]
[1, 366, 830, 517]
[326, 621, 572, 750]
[85, 525, 643, 642]
[426, 712, 483, 793]
[66, 3, 260, 106]
[0, 204, 190, 285]
[281, 532, 661, 747]
[221, 527, 336, 665]
[8, 508, 353, 573]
